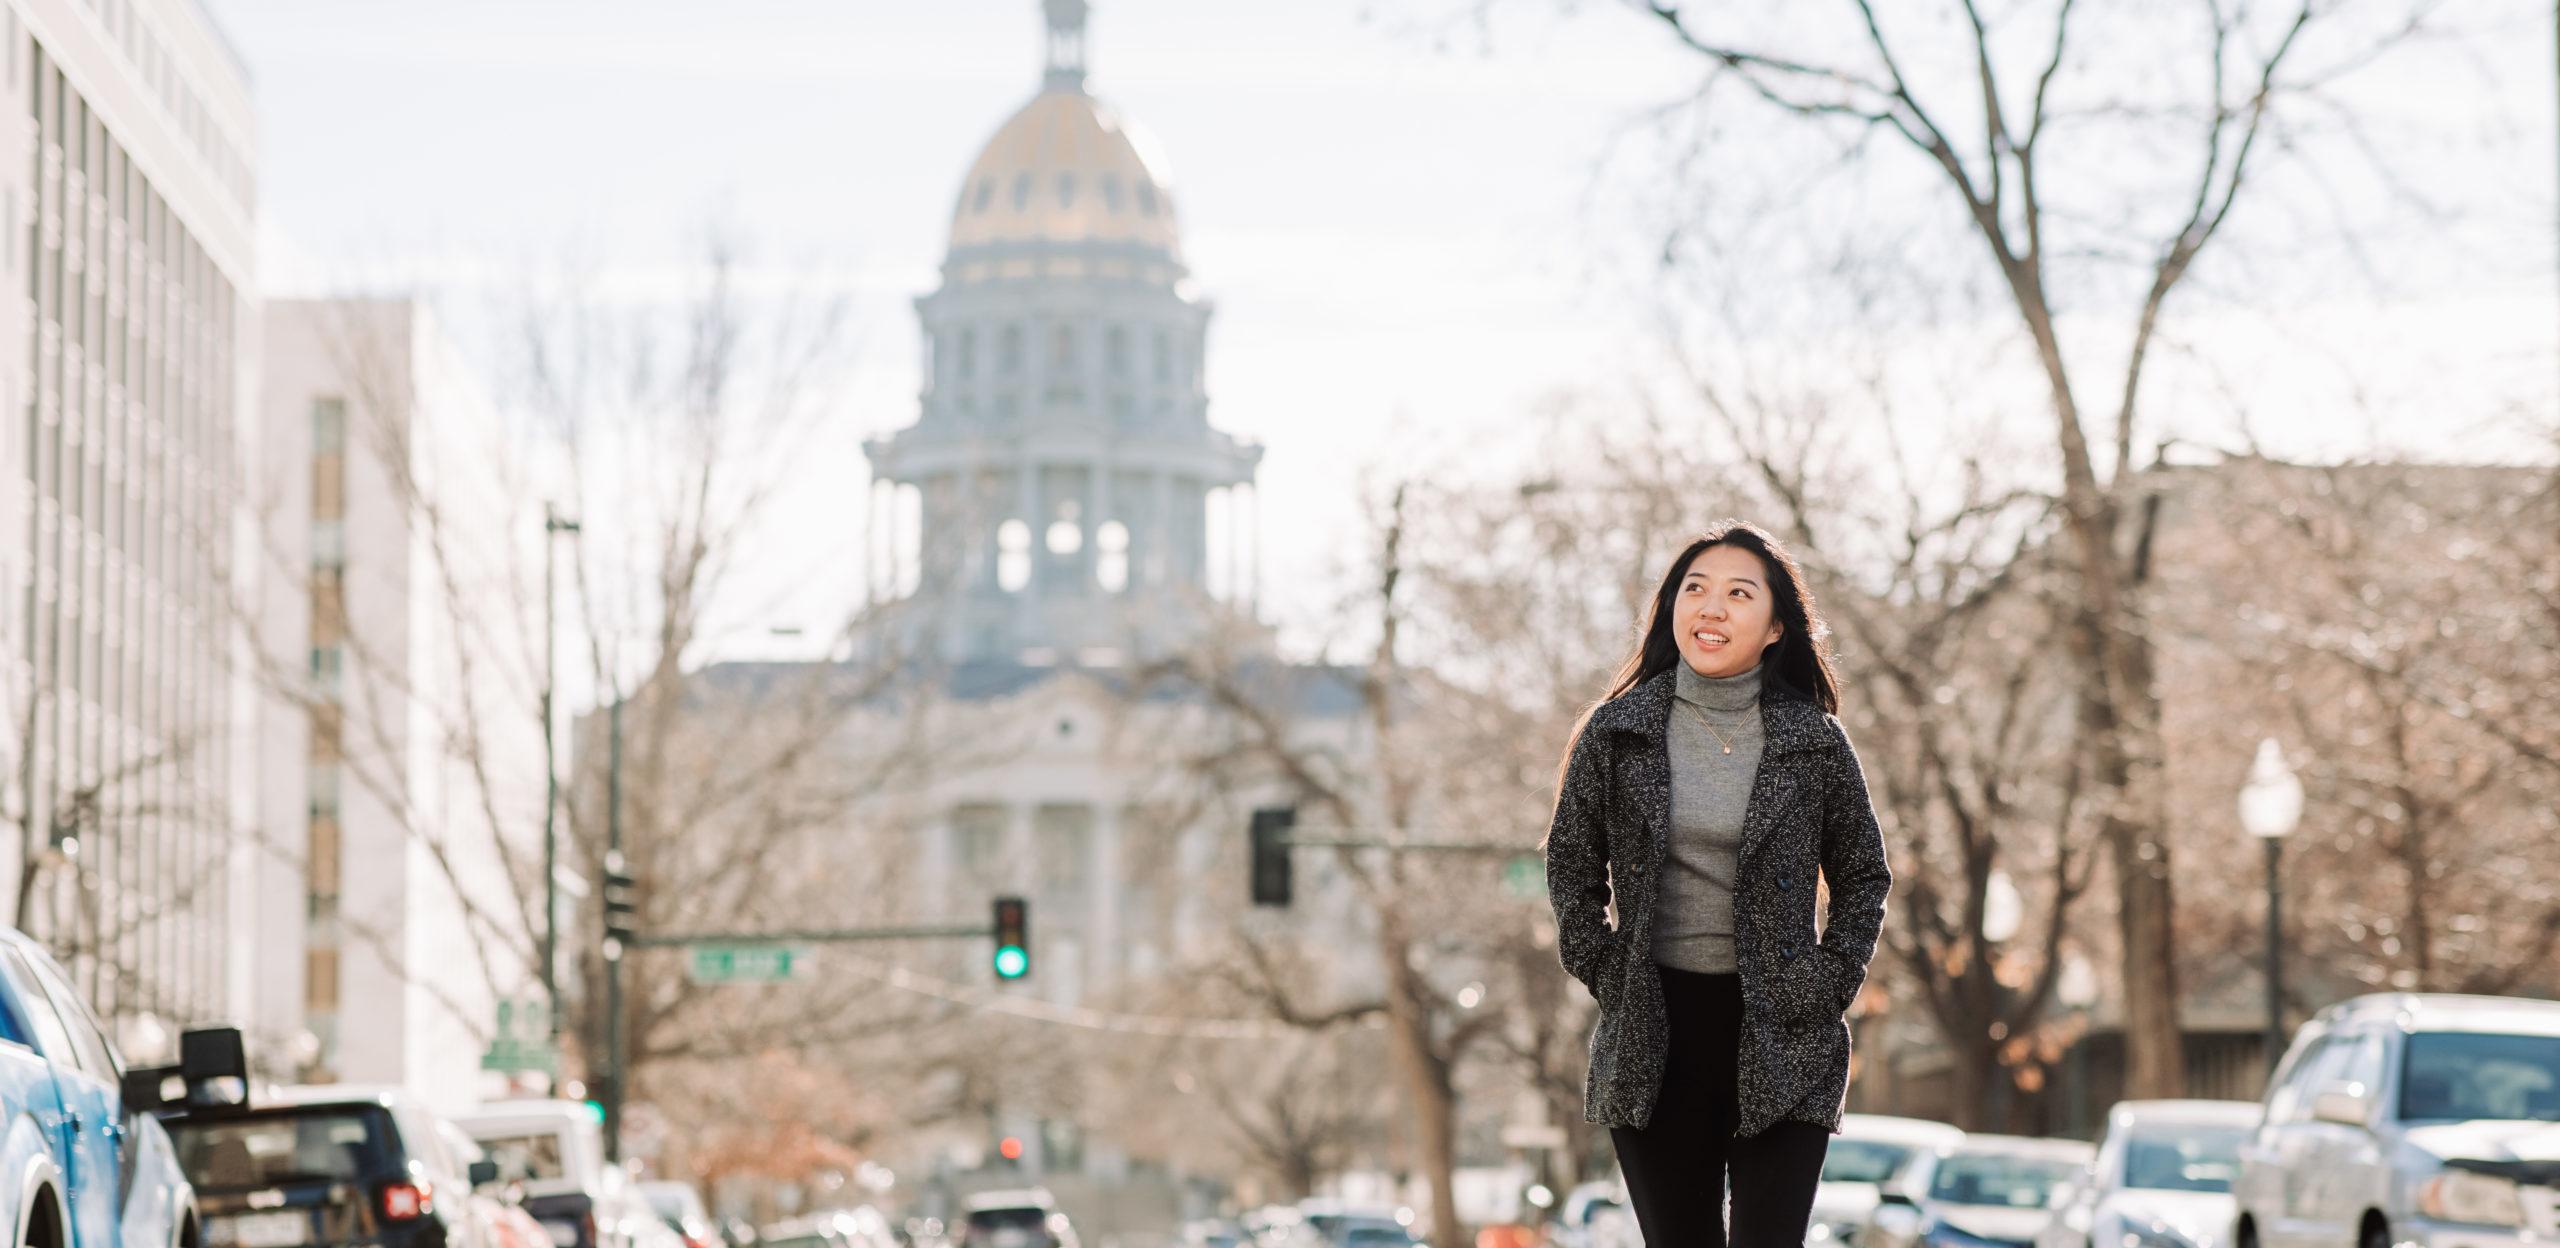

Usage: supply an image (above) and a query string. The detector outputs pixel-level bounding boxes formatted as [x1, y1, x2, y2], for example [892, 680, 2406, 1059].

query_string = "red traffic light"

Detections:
[998, 1136, 1024, 1161]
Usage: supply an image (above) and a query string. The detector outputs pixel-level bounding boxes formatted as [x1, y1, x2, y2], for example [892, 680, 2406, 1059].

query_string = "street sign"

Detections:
[479, 999, 558, 1074]
[687, 944, 810, 984]
[1501, 854, 1545, 899]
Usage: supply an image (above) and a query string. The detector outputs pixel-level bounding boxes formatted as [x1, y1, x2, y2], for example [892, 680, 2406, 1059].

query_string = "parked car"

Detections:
[1869, 1136, 2098, 1248]
[956, 1189, 1078, 1248]
[1550, 1178, 1640, 1248]
[637, 1182, 720, 1248]
[1288, 1201, 1413, 1248]
[2233, 993, 2560, 1248]
[161, 1083, 504, 1248]
[0, 931, 205, 1248]
[455, 1101, 623, 1248]
[1813, 1114, 1969, 1245]
[1176, 1219, 1248, 1247]
[2038, 1101, 2258, 1248]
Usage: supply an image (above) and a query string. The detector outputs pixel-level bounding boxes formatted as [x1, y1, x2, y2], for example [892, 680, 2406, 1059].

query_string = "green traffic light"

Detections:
[994, 946, 1029, 979]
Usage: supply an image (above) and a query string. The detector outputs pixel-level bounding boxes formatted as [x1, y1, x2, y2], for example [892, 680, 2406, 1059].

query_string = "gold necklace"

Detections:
[1682, 700, 1743, 755]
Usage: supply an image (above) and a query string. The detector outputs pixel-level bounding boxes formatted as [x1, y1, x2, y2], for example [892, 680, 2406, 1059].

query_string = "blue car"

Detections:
[0, 928, 203, 1248]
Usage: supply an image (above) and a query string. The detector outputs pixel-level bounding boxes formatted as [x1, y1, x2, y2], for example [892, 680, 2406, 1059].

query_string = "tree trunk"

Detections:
[1380, 921, 1464, 1247]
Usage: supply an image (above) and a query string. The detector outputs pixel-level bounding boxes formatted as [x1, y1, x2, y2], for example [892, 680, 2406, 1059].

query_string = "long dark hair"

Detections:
[1566, 521, 1841, 764]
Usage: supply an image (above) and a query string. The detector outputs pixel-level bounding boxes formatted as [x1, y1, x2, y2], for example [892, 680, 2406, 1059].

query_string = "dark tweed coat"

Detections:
[1545, 666, 1892, 1136]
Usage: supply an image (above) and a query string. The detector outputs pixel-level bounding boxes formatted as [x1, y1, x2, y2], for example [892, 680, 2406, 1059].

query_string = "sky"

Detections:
[207, 0, 2559, 661]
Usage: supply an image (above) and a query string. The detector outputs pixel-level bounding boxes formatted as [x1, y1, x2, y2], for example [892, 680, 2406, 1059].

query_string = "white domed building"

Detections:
[864, 0, 1265, 666]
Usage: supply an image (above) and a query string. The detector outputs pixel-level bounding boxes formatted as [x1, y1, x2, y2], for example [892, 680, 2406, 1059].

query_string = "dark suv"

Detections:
[162, 1086, 500, 1248]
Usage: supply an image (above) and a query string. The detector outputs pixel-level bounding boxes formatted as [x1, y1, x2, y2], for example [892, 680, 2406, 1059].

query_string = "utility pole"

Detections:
[542, 509, 580, 1050]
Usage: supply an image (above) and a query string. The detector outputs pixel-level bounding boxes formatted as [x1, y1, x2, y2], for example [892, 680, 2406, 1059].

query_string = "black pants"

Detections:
[1609, 967, 1831, 1247]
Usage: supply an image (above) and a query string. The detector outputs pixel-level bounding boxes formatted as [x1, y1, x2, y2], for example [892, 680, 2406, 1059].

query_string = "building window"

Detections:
[1050, 325, 1076, 373]
[1137, 183, 1158, 215]
[1046, 500, 1083, 555]
[309, 646, 342, 699]
[1105, 326, 1128, 377]
[1152, 330, 1170, 382]
[311, 397, 346, 452]
[1011, 173, 1032, 212]
[1101, 174, 1123, 212]
[311, 519, 345, 569]
[953, 804, 1006, 870]
[1055, 172, 1076, 209]
[308, 764, 340, 819]
[997, 519, 1032, 592]
[955, 328, 976, 380]
[998, 324, 1023, 375]
[974, 177, 994, 213]
[1096, 521, 1129, 593]
[1036, 804, 1092, 895]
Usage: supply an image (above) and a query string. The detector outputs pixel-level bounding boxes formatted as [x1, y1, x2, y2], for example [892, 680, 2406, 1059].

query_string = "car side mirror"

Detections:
[470, 1160, 501, 1187]
[122, 1067, 180, 1112]
[2312, 1085, 2371, 1127]
[180, 1027, 249, 1082]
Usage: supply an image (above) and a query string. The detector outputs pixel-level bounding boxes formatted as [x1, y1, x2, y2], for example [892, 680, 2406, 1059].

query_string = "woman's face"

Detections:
[1672, 544, 1784, 679]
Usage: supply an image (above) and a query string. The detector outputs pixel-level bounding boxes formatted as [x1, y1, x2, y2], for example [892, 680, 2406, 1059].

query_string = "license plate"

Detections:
[215, 1213, 309, 1248]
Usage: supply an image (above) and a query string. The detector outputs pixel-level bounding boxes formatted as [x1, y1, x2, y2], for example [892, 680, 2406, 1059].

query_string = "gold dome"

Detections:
[948, 88, 1181, 257]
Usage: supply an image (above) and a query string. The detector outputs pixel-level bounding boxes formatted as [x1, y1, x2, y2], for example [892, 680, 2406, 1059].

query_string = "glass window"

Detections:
[29, 953, 119, 1083]
[1100, 174, 1123, 212]
[2119, 1125, 2248, 1193]
[973, 178, 994, 213]
[1151, 330, 1170, 382]
[1819, 1140, 1914, 1185]
[1137, 183, 1158, 215]
[473, 1130, 567, 1182]
[1010, 173, 1032, 212]
[2265, 1035, 2332, 1124]
[311, 519, 345, 569]
[171, 1108, 396, 1190]
[952, 804, 1006, 869]
[310, 396, 345, 452]
[1037, 804, 1091, 894]
[955, 329, 976, 380]
[998, 325, 1022, 375]
[2399, 1032, 2560, 1122]
[997, 518, 1032, 592]
[1050, 325, 1076, 372]
[1925, 1152, 2083, 1208]
[1055, 172, 1076, 209]
[0, 949, 79, 1064]
[1105, 326, 1128, 376]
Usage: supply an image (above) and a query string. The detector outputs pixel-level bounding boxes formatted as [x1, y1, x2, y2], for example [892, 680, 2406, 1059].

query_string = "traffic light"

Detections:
[992, 896, 1030, 980]
[1250, 806, 1296, 907]
[602, 850, 639, 952]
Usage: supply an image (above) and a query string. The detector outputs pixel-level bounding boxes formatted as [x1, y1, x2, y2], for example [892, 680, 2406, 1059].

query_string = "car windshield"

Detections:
[1822, 1140, 1917, 1184]
[967, 1208, 1048, 1230]
[475, 1131, 570, 1182]
[2120, 1126, 2249, 1193]
[168, 1107, 397, 1191]
[2400, 1032, 2560, 1122]
[1926, 1154, 2082, 1207]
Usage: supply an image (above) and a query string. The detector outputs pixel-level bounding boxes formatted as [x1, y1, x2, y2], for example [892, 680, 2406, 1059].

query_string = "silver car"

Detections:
[1812, 1114, 1968, 1245]
[1869, 1136, 2097, 1248]
[2040, 1100, 2258, 1248]
[2232, 993, 2560, 1248]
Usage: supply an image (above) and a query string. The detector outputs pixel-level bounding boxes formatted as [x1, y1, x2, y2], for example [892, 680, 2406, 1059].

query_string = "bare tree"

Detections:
[1605, 0, 2450, 1097]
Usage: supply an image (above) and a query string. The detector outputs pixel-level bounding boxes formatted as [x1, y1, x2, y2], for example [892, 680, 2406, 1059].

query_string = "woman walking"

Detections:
[1544, 521, 1892, 1246]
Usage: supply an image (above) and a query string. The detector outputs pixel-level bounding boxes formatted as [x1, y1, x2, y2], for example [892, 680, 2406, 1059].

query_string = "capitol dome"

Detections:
[946, 85, 1180, 259]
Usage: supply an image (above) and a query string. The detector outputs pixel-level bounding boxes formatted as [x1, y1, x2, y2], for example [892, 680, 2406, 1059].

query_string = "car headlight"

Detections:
[2418, 1170, 2526, 1228]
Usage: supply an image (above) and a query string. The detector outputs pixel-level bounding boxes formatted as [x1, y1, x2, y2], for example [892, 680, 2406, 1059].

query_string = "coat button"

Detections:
[1779, 876, 1792, 891]
[1784, 944, 1799, 960]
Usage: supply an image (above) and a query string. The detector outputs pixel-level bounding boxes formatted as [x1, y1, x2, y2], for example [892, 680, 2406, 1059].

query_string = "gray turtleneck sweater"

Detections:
[1650, 662, 1766, 974]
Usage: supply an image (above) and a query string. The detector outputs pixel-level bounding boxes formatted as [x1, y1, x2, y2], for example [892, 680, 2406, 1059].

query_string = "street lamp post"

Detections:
[2239, 739, 2304, 1075]
[542, 508, 581, 1050]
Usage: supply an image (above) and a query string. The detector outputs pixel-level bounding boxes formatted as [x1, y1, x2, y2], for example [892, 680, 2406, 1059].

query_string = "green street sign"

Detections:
[1502, 854, 1546, 899]
[480, 999, 558, 1073]
[688, 944, 809, 984]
